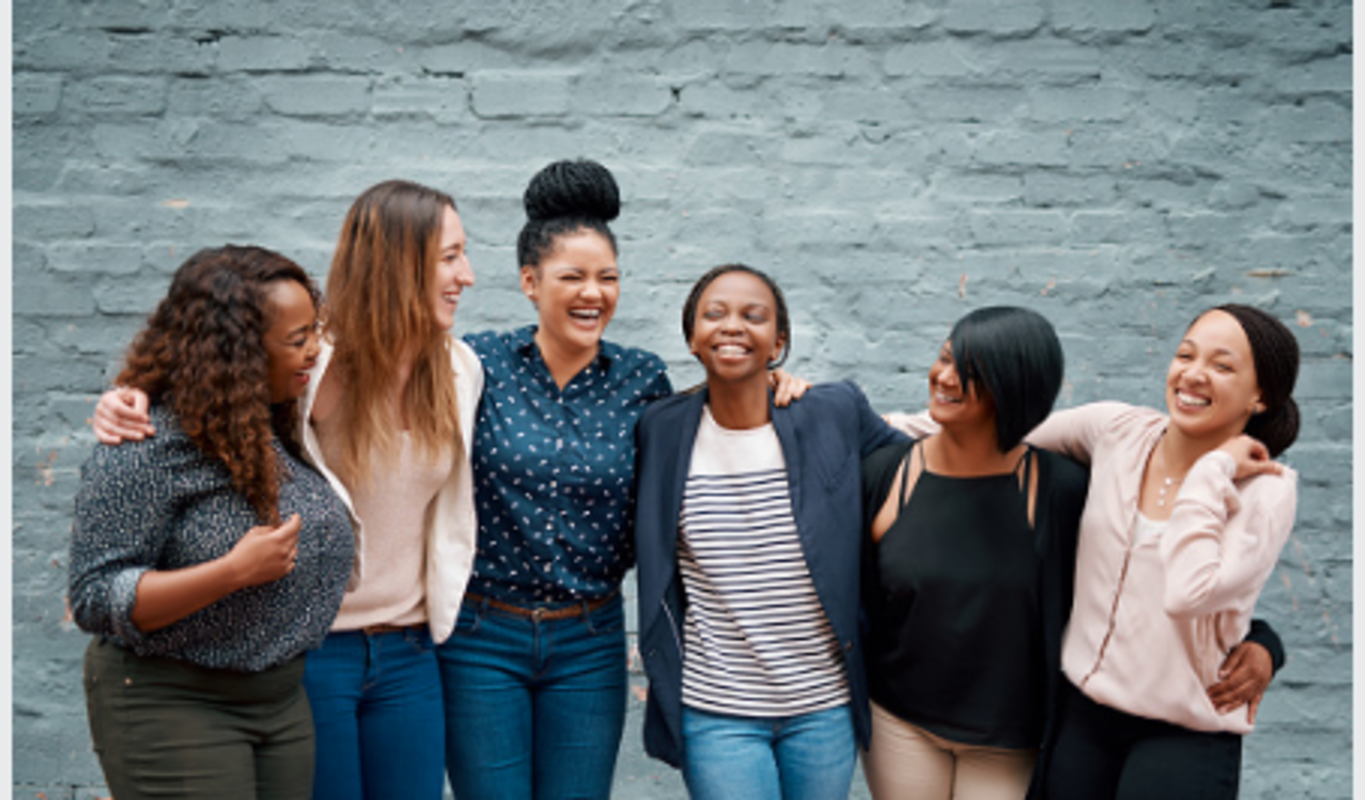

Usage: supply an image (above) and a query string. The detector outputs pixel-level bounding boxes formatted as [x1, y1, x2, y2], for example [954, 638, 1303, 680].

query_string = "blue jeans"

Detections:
[682, 704, 857, 800]
[303, 628, 446, 800]
[437, 594, 627, 800]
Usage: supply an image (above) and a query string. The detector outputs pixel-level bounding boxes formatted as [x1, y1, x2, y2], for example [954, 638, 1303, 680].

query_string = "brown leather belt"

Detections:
[467, 591, 616, 622]
[360, 623, 424, 636]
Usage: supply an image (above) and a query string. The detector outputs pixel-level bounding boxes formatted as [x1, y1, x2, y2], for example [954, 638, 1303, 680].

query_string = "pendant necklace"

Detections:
[1155, 435, 1184, 507]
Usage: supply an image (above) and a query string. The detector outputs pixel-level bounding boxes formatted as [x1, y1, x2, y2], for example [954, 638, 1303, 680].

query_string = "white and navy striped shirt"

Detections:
[678, 407, 849, 718]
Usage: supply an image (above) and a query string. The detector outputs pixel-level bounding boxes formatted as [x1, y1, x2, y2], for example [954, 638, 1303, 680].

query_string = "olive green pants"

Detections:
[83, 638, 314, 800]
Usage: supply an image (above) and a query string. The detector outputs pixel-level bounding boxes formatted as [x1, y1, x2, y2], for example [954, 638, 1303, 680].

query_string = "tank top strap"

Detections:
[1012, 445, 1033, 495]
[896, 439, 923, 511]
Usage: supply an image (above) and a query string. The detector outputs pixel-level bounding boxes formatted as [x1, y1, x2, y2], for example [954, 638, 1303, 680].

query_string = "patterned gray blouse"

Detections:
[68, 404, 354, 672]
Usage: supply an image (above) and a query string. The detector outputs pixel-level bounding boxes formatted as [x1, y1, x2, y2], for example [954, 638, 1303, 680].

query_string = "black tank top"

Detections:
[866, 440, 1045, 748]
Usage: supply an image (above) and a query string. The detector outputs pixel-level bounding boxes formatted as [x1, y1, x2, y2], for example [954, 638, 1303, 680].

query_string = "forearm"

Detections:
[1162, 455, 1296, 617]
[130, 556, 246, 632]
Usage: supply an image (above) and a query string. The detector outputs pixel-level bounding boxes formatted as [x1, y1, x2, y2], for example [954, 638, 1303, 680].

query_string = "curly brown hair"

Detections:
[116, 245, 321, 524]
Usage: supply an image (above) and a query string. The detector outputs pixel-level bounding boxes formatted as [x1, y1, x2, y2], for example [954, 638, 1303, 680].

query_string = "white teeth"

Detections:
[934, 392, 961, 404]
[569, 309, 601, 319]
[1177, 391, 1211, 407]
[717, 345, 748, 356]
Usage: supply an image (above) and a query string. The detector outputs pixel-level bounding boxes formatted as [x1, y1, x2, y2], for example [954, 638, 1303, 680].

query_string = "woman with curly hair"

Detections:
[91, 182, 479, 800]
[68, 245, 354, 800]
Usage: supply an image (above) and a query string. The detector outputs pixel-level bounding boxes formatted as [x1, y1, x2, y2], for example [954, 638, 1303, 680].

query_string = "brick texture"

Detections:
[12, 1, 1351, 798]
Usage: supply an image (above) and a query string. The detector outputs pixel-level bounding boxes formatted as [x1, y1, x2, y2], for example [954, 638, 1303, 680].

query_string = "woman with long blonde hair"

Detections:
[295, 179, 480, 800]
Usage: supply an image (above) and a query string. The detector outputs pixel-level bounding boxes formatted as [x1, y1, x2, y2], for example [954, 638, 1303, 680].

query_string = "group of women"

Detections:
[71, 157, 1300, 800]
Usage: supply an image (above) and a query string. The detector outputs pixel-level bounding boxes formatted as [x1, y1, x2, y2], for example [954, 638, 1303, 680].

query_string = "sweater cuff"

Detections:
[108, 566, 151, 645]
[1200, 449, 1238, 478]
[1246, 618, 1287, 674]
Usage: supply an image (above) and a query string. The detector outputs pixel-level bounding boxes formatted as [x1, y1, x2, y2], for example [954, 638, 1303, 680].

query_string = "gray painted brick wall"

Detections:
[12, 1, 1351, 798]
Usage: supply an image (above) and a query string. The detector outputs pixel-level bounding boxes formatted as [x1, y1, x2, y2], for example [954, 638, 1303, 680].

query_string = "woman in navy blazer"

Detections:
[634, 264, 907, 799]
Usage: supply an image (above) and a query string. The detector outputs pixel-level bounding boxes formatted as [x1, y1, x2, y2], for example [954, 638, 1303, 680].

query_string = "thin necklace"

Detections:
[1155, 436, 1184, 507]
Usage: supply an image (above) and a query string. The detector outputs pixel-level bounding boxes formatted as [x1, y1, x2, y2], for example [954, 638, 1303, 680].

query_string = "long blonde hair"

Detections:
[323, 180, 461, 486]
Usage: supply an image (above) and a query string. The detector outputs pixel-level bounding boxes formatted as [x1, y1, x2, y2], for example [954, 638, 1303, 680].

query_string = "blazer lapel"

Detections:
[665, 390, 708, 555]
[769, 397, 806, 545]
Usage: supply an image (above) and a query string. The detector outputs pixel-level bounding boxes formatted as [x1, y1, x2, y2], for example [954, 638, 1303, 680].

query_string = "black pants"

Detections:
[1045, 682, 1242, 800]
[83, 638, 314, 800]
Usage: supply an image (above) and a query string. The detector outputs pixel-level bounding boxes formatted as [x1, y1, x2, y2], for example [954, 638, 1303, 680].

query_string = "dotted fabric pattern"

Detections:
[464, 326, 672, 604]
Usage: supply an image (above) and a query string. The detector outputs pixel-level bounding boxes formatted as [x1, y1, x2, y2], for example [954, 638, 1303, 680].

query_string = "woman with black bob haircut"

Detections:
[860, 306, 1089, 800]
[1023, 303, 1300, 800]
[69, 245, 354, 800]
[943, 306, 1064, 452]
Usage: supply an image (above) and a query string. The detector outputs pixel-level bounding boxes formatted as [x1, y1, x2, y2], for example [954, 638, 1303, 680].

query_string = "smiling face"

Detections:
[430, 204, 474, 331]
[521, 228, 619, 360]
[1166, 309, 1263, 445]
[927, 342, 996, 431]
[263, 279, 321, 404]
[689, 270, 785, 388]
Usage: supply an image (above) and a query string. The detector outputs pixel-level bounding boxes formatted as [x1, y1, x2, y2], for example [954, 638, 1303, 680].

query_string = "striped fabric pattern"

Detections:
[678, 412, 848, 718]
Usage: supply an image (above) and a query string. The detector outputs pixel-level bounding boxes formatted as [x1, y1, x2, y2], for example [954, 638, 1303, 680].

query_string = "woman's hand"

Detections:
[92, 387, 155, 444]
[226, 514, 303, 589]
[1216, 434, 1283, 481]
[1207, 640, 1274, 723]
[130, 514, 303, 632]
[769, 368, 811, 407]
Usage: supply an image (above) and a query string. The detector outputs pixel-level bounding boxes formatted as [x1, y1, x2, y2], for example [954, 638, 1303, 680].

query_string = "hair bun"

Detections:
[523, 159, 620, 223]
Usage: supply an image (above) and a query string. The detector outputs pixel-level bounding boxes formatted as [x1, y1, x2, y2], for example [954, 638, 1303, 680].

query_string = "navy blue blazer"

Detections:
[633, 381, 908, 768]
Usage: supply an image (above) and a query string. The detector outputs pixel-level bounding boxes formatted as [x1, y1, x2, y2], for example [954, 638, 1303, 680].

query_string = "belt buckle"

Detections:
[532, 607, 546, 622]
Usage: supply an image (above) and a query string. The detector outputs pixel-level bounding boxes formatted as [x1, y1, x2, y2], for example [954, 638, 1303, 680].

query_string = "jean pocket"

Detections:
[584, 596, 624, 636]
[403, 628, 436, 654]
[452, 602, 483, 636]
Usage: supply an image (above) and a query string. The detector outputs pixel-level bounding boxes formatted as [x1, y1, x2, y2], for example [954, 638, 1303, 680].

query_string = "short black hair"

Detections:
[948, 306, 1064, 452]
[681, 263, 792, 368]
[516, 158, 620, 270]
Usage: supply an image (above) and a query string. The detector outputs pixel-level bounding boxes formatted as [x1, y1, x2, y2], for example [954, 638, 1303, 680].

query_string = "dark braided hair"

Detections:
[117, 245, 319, 524]
[516, 159, 620, 270]
[681, 264, 792, 368]
[1197, 304, 1301, 458]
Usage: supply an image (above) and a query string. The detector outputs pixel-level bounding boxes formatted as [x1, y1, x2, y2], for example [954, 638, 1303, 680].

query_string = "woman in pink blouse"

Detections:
[1019, 304, 1298, 799]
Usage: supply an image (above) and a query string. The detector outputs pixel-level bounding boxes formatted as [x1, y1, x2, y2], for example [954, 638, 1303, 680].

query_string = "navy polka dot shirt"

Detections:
[464, 326, 672, 604]
[67, 404, 355, 672]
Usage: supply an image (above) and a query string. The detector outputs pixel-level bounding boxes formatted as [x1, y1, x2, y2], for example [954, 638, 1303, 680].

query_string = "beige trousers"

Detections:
[863, 701, 1037, 800]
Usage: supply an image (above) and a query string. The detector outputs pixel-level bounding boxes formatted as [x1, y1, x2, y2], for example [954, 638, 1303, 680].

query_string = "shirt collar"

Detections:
[512, 324, 618, 372]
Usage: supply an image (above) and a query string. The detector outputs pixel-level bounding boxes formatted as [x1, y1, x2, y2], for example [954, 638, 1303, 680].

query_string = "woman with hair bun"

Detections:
[70, 246, 353, 800]
[1029, 303, 1301, 800]
[437, 158, 668, 799]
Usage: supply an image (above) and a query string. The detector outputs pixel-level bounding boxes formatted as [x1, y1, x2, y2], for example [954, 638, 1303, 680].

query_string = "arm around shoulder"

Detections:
[1023, 401, 1141, 465]
[1161, 455, 1298, 618]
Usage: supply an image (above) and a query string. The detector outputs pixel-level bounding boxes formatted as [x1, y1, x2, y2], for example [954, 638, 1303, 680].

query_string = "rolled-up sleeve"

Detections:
[67, 440, 176, 645]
